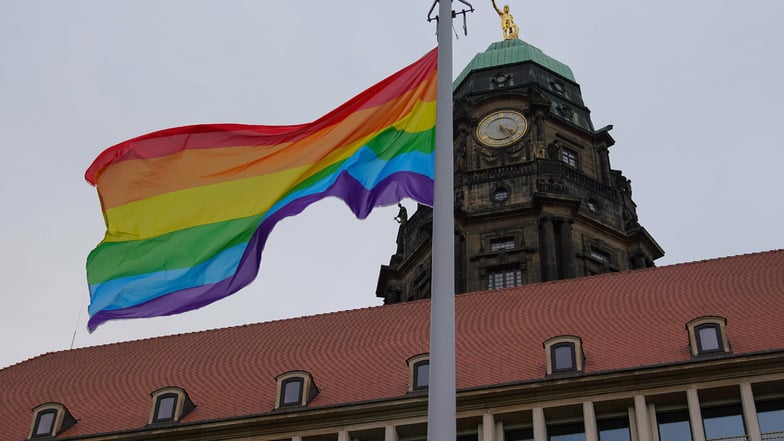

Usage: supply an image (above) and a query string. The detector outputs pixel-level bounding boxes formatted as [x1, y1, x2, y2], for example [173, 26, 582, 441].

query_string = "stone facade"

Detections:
[377, 40, 663, 304]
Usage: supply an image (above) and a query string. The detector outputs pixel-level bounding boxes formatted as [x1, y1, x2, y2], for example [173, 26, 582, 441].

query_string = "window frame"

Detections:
[148, 386, 195, 425]
[561, 147, 579, 168]
[280, 377, 305, 407]
[31, 409, 57, 438]
[543, 335, 584, 376]
[686, 316, 730, 357]
[406, 353, 430, 392]
[29, 402, 76, 439]
[152, 393, 178, 423]
[487, 266, 523, 290]
[274, 370, 318, 409]
[551, 342, 577, 372]
[490, 237, 515, 252]
[413, 360, 430, 390]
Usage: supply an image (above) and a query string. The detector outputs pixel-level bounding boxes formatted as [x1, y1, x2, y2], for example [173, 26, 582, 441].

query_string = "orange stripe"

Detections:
[97, 72, 437, 209]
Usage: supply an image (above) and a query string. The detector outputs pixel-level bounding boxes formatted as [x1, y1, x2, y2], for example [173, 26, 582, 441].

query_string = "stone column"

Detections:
[559, 218, 576, 278]
[385, 424, 399, 441]
[687, 387, 706, 441]
[481, 413, 496, 441]
[583, 401, 598, 441]
[597, 144, 611, 186]
[533, 407, 547, 441]
[338, 431, 350, 441]
[634, 395, 652, 441]
[540, 217, 558, 281]
[740, 383, 762, 441]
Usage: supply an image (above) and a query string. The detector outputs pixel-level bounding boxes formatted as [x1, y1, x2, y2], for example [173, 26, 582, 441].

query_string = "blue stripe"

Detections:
[263, 147, 433, 222]
[88, 242, 247, 314]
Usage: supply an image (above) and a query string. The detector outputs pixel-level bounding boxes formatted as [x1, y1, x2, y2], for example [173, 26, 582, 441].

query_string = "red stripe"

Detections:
[85, 48, 437, 184]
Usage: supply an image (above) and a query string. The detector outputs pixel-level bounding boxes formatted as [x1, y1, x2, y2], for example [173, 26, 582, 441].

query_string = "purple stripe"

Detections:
[87, 171, 434, 331]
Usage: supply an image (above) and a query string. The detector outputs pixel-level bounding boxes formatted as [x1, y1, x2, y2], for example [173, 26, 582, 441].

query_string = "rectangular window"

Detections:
[598, 418, 632, 441]
[506, 428, 534, 441]
[488, 268, 523, 290]
[548, 422, 585, 441]
[490, 237, 515, 251]
[657, 411, 693, 441]
[561, 148, 578, 168]
[589, 248, 610, 263]
[756, 400, 784, 435]
[702, 405, 746, 441]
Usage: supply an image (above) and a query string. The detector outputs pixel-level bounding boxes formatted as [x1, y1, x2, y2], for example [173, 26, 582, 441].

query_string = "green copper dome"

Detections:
[454, 39, 575, 90]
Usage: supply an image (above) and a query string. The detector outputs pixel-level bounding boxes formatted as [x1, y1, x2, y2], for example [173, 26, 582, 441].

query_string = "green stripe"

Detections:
[285, 127, 435, 197]
[366, 126, 435, 159]
[86, 214, 261, 285]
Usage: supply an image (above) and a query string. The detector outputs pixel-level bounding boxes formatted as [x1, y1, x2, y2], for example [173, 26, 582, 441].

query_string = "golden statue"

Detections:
[492, 0, 519, 40]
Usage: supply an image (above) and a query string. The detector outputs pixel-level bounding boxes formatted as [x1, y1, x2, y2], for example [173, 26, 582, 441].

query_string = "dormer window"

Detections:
[552, 342, 576, 371]
[543, 335, 584, 376]
[32, 409, 56, 437]
[153, 393, 177, 422]
[29, 403, 76, 438]
[274, 371, 319, 409]
[149, 387, 195, 424]
[407, 353, 430, 392]
[281, 377, 304, 406]
[687, 316, 730, 357]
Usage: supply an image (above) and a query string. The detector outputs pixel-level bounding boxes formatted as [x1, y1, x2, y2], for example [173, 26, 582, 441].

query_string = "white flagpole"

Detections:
[428, 0, 455, 440]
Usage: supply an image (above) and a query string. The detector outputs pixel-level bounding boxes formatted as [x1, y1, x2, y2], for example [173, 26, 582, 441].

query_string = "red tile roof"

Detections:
[1, 250, 783, 439]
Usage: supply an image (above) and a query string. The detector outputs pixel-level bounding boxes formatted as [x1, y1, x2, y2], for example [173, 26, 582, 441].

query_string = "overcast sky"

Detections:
[1, 1, 783, 370]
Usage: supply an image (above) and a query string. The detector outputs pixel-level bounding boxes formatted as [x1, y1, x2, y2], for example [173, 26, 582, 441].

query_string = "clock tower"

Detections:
[376, 38, 664, 304]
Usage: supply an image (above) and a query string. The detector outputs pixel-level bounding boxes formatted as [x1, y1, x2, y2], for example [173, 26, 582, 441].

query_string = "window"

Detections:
[407, 353, 430, 392]
[548, 422, 586, 441]
[657, 411, 692, 441]
[152, 393, 177, 422]
[543, 335, 584, 375]
[756, 400, 784, 435]
[506, 428, 534, 441]
[598, 418, 631, 441]
[493, 187, 510, 202]
[29, 403, 76, 439]
[487, 267, 522, 289]
[413, 360, 429, 390]
[490, 237, 515, 251]
[280, 378, 304, 406]
[589, 248, 610, 264]
[552, 343, 576, 372]
[32, 409, 56, 437]
[702, 405, 746, 441]
[274, 371, 318, 408]
[695, 324, 721, 353]
[686, 316, 730, 357]
[149, 387, 195, 424]
[561, 148, 578, 168]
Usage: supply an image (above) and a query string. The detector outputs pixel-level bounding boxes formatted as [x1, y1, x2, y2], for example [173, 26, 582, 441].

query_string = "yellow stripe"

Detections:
[102, 164, 310, 243]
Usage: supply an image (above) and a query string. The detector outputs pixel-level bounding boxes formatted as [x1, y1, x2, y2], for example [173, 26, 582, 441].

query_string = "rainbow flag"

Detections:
[85, 48, 437, 331]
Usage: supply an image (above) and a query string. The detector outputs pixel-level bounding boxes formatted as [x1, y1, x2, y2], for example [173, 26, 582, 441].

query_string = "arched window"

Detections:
[686, 316, 730, 357]
[406, 353, 430, 392]
[274, 371, 319, 409]
[543, 335, 584, 376]
[29, 403, 76, 438]
[280, 377, 305, 407]
[149, 387, 195, 424]
[551, 342, 577, 372]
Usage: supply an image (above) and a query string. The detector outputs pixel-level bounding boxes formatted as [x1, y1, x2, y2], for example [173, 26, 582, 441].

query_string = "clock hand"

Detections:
[499, 125, 514, 136]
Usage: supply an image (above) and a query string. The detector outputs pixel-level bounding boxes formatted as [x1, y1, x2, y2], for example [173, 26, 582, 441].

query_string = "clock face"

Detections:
[476, 110, 528, 147]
